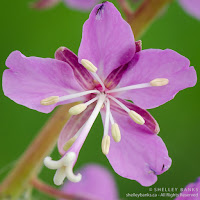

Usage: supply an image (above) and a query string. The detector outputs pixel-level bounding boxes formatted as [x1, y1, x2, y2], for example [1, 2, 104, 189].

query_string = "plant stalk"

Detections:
[30, 178, 94, 200]
[0, 103, 76, 199]
[128, 0, 173, 39]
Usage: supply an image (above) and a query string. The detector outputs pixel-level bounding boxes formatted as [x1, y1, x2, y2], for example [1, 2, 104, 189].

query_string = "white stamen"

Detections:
[150, 78, 169, 86]
[44, 152, 81, 185]
[108, 95, 145, 125]
[81, 59, 97, 73]
[92, 72, 105, 91]
[109, 111, 115, 125]
[101, 135, 110, 155]
[69, 96, 99, 116]
[71, 94, 106, 153]
[109, 111, 121, 142]
[85, 96, 99, 106]
[111, 123, 121, 142]
[69, 104, 87, 115]
[59, 90, 99, 102]
[129, 110, 145, 125]
[104, 99, 110, 136]
[107, 83, 151, 94]
[107, 78, 169, 94]
[108, 95, 130, 113]
[41, 96, 59, 105]
[81, 59, 105, 90]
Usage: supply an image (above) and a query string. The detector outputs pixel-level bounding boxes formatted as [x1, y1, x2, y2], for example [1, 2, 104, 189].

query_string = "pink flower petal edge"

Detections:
[61, 164, 119, 200]
[179, 0, 200, 19]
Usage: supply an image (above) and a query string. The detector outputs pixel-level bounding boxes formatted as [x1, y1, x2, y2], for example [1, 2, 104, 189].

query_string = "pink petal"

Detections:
[179, 0, 200, 19]
[78, 2, 135, 79]
[3, 51, 84, 113]
[64, 0, 100, 10]
[61, 165, 118, 200]
[175, 177, 200, 200]
[117, 49, 197, 109]
[101, 108, 172, 186]
[58, 104, 94, 155]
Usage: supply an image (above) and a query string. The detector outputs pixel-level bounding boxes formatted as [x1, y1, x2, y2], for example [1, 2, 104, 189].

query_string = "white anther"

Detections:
[69, 104, 87, 115]
[44, 152, 81, 185]
[101, 135, 110, 155]
[58, 90, 100, 103]
[81, 59, 97, 73]
[150, 78, 169, 86]
[41, 96, 59, 105]
[81, 59, 105, 90]
[111, 123, 121, 142]
[129, 110, 145, 125]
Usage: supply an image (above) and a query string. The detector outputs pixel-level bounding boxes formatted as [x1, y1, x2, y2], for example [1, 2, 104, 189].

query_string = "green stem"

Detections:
[128, 0, 173, 39]
[30, 178, 94, 200]
[0, 103, 76, 199]
[30, 178, 74, 200]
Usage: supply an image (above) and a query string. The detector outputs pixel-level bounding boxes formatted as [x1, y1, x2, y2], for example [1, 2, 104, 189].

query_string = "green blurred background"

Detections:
[0, 0, 199, 199]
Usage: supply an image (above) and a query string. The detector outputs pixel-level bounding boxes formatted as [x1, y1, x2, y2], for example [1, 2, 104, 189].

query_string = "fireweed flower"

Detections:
[175, 177, 200, 199]
[2, 2, 197, 186]
[60, 164, 118, 200]
[32, 0, 100, 10]
[179, 0, 200, 20]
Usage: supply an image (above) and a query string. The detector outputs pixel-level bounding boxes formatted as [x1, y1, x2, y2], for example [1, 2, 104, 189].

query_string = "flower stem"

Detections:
[117, 0, 133, 19]
[30, 178, 76, 200]
[126, 0, 173, 39]
[0, 103, 77, 199]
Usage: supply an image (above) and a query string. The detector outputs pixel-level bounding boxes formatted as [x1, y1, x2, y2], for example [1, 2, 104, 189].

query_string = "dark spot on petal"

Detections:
[96, 2, 106, 15]
[149, 167, 157, 175]
[162, 164, 165, 171]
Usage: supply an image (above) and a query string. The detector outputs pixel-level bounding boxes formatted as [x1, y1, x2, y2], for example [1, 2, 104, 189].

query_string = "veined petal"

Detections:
[101, 109, 172, 186]
[61, 165, 118, 200]
[179, 0, 200, 19]
[58, 104, 94, 155]
[175, 177, 200, 200]
[78, 2, 135, 79]
[64, 0, 100, 10]
[59, 94, 105, 155]
[55, 47, 95, 90]
[117, 49, 197, 109]
[3, 51, 84, 113]
[111, 98, 160, 134]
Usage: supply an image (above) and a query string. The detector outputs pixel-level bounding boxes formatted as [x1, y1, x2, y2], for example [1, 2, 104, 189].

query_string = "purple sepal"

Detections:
[55, 47, 95, 90]
[135, 40, 142, 52]
[112, 98, 160, 134]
